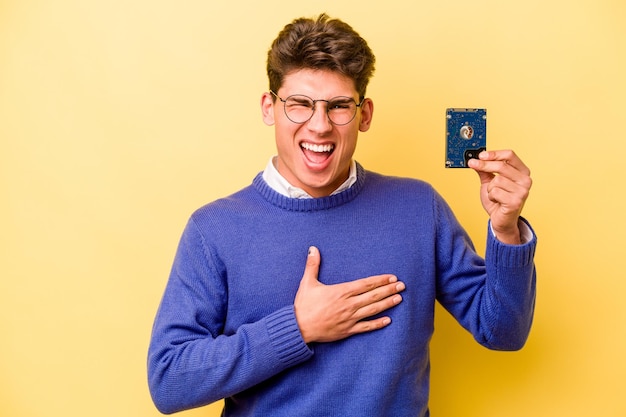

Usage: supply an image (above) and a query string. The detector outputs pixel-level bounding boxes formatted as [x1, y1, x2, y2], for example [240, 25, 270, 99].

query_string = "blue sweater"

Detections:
[148, 164, 537, 416]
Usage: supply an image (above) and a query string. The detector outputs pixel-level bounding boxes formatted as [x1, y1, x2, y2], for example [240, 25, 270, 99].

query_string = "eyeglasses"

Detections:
[270, 90, 365, 126]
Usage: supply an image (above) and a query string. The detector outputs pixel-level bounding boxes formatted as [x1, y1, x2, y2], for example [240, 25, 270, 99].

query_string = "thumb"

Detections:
[300, 246, 321, 286]
[469, 158, 494, 185]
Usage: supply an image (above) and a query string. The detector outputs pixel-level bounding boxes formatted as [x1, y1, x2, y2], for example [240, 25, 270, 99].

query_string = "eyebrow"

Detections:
[328, 97, 355, 103]
[289, 95, 356, 102]
[290, 96, 314, 103]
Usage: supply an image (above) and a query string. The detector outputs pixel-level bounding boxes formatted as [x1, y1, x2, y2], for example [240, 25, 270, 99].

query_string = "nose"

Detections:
[306, 101, 333, 134]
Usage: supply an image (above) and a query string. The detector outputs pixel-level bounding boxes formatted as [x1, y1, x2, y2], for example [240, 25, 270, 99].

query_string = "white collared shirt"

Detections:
[262, 156, 357, 199]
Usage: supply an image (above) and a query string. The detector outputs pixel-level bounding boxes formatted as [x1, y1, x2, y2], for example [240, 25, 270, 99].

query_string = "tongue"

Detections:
[303, 148, 331, 164]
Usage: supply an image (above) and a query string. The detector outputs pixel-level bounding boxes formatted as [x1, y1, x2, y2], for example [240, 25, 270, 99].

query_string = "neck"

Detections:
[273, 157, 352, 198]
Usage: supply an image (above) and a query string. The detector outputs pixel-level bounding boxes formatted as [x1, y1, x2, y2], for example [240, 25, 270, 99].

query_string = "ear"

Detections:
[358, 98, 374, 132]
[261, 92, 275, 126]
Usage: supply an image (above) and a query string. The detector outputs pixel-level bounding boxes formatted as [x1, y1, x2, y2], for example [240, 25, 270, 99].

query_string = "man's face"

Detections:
[261, 69, 373, 198]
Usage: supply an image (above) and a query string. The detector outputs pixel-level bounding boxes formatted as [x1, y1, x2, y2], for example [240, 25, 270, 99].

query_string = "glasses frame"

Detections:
[270, 90, 365, 126]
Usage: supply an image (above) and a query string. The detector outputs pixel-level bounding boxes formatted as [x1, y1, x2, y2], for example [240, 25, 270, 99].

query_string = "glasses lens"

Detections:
[284, 95, 315, 124]
[327, 97, 357, 125]
[283, 95, 358, 125]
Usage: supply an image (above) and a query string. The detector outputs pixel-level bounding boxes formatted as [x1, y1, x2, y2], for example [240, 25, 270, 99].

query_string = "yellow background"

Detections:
[1, 0, 624, 416]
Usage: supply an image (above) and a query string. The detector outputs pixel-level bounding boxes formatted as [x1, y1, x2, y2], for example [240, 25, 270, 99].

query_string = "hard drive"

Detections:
[445, 108, 486, 168]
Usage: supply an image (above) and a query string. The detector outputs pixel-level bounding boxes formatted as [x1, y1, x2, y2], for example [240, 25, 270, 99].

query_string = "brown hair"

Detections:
[266, 13, 376, 98]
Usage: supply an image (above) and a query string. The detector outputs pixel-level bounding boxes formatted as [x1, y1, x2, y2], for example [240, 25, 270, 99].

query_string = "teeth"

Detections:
[301, 142, 334, 153]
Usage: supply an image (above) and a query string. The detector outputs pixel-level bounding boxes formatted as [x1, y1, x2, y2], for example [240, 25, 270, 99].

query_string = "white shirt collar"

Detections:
[262, 156, 358, 199]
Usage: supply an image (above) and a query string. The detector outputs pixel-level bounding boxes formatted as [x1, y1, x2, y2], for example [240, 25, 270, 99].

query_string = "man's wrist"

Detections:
[490, 219, 533, 245]
[494, 229, 521, 245]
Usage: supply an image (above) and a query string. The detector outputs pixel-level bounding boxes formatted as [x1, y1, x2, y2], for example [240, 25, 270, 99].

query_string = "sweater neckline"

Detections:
[253, 163, 367, 212]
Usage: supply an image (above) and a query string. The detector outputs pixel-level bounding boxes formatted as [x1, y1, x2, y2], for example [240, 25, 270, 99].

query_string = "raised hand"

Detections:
[468, 150, 532, 245]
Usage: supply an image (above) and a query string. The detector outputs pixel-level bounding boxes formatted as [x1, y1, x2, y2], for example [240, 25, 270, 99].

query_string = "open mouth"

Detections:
[300, 142, 335, 164]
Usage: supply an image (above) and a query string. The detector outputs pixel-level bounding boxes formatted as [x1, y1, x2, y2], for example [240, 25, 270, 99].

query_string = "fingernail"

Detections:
[308, 246, 316, 256]
[382, 317, 391, 325]
[388, 275, 398, 283]
[396, 282, 405, 291]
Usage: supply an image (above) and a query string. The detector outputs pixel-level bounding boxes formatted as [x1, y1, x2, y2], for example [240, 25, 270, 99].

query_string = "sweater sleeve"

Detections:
[147, 218, 313, 414]
[434, 192, 537, 351]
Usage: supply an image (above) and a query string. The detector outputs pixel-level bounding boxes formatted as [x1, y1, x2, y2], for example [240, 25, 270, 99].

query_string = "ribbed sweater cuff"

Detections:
[265, 306, 314, 367]
[486, 217, 537, 267]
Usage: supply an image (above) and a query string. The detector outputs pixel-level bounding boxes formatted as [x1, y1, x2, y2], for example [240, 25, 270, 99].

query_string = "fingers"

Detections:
[469, 150, 531, 180]
[471, 150, 532, 203]
[300, 246, 321, 287]
[349, 315, 394, 334]
[352, 285, 404, 323]
[351, 277, 405, 315]
[294, 246, 405, 343]
[340, 272, 401, 296]
[342, 275, 404, 312]
[332, 274, 405, 334]
[485, 175, 529, 205]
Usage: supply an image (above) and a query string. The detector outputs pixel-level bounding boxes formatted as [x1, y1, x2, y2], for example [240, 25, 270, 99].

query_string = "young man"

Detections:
[148, 14, 536, 416]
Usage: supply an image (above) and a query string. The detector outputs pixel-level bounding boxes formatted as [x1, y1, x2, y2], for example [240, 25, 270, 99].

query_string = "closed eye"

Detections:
[287, 96, 315, 109]
[328, 100, 354, 110]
